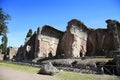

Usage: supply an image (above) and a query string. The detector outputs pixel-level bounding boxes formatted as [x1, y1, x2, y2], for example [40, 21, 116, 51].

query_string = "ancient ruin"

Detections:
[3, 19, 120, 76]
[7, 47, 18, 60]
[0, 53, 4, 60]
[23, 25, 64, 60]
[87, 19, 120, 57]
[58, 19, 89, 58]
[5, 19, 120, 61]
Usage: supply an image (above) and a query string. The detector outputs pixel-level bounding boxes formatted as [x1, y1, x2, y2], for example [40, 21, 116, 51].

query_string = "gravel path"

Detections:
[0, 67, 60, 80]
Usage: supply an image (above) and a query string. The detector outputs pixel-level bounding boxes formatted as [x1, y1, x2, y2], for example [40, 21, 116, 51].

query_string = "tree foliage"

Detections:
[0, 8, 10, 54]
[0, 35, 8, 53]
[26, 29, 33, 38]
[0, 8, 10, 35]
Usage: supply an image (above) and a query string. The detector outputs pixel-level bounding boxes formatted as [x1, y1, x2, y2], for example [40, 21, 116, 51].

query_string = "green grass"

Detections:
[56, 71, 94, 80]
[56, 71, 119, 80]
[0, 61, 119, 80]
[0, 61, 40, 73]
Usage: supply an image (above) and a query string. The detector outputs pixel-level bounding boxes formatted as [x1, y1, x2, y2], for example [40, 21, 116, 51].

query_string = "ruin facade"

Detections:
[6, 47, 18, 60]
[87, 19, 120, 57]
[23, 25, 64, 60]
[7, 19, 120, 61]
[59, 19, 89, 58]
[34, 25, 64, 58]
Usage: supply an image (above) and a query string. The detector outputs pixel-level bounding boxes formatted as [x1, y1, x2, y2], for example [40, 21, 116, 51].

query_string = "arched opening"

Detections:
[48, 51, 53, 58]
[79, 51, 83, 57]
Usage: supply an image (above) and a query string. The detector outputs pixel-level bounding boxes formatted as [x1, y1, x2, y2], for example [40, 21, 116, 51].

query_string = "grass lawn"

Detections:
[56, 71, 120, 80]
[0, 61, 40, 73]
[56, 71, 94, 80]
[0, 61, 119, 80]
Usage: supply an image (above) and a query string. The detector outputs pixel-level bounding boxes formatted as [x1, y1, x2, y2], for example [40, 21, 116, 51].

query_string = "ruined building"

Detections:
[23, 25, 64, 60]
[87, 19, 120, 57]
[6, 19, 120, 61]
[58, 20, 89, 58]
[7, 47, 18, 60]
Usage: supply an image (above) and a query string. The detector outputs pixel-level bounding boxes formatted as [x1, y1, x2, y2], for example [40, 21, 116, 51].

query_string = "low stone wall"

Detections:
[9, 57, 120, 76]
[0, 53, 4, 60]
[41, 59, 104, 74]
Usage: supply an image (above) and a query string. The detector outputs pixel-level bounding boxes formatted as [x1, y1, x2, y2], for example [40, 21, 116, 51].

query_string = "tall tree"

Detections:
[0, 8, 10, 54]
[0, 8, 10, 35]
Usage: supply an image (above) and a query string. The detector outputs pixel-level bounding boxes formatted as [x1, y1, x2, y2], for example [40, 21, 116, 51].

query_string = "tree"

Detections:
[0, 8, 10, 35]
[26, 29, 32, 38]
[0, 8, 10, 54]
[0, 35, 8, 53]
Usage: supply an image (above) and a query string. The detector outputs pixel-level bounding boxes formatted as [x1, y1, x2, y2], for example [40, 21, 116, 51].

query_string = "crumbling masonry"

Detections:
[6, 19, 120, 60]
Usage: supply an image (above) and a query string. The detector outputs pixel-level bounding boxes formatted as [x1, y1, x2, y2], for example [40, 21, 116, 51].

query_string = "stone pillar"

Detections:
[112, 21, 120, 51]
[106, 20, 120, 57]
[116, 55, 120, 75]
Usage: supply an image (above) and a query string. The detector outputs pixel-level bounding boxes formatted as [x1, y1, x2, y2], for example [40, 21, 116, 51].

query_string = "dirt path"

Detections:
[0, 66, 60, 80]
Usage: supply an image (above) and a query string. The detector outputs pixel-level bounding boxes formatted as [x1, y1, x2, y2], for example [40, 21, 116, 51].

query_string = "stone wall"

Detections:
[13, 19, 120, 61]
[116, 55, 120, 75]
[23, 25, 64, 60]
[35, 25, 64, 58]
[0, 53, 4, 60]
[23, 32, 37, 60]
[59, 19, 89, 58]
[15, 45, 24, 61]
[7, 47, 18, 60]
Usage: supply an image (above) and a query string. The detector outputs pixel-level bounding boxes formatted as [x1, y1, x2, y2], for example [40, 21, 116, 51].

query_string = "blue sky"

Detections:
[0, 0, 120, 47]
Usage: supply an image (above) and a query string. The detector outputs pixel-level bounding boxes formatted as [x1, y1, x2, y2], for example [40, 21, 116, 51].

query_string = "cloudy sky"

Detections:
[1, 0, 120, 47]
